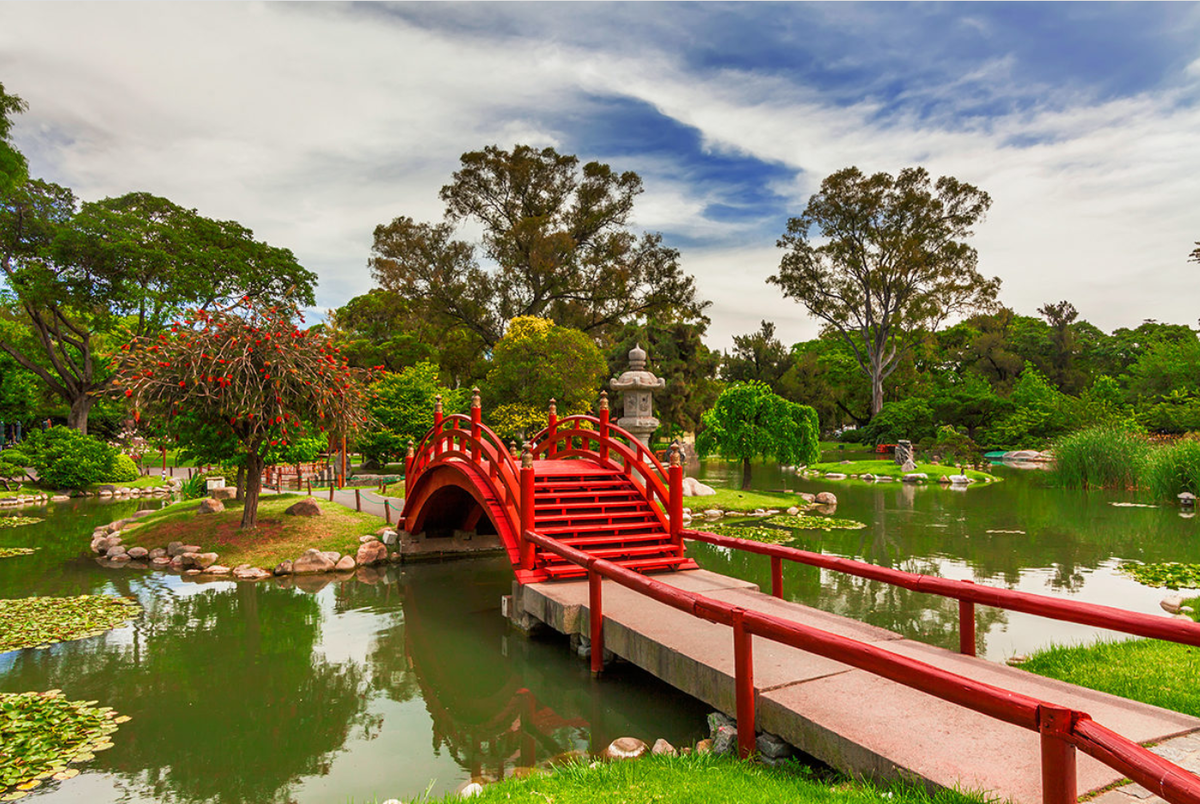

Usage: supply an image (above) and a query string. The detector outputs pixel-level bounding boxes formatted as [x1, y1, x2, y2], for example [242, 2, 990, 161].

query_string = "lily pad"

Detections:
[702, 523, 796, 543]
[764, 514, 867, 531]
[0, 548, 35, 559]
[0, 517, 41, 529]
[1119, 562, 1200, 590]
[0, 691, 127, 797]
[0, 595, 142, 653]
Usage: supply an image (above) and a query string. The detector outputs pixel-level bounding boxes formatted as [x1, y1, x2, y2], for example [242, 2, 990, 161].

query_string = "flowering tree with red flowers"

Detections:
[117, 299, 376, 529]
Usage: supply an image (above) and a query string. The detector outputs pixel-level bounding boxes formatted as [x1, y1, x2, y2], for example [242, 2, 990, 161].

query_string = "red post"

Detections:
[598, 392, 610, 463]
[520, 447, 536, 572]
[959, 580, 976, 656]
[385, 501, 392, 526]
[340, 434, 347, 488]
[404, 440, 415, 497]
[547, 399, 558, 458]
[1039, 706, 1077, 804]
[470, 388, 481, 462]
[433, 394, 444, 457]
[589, 564, 604, 676]
[732, 608, 756, 758]
[668, 444, 683, 549]
[355, 488, 361, 512]
[771, 556, 783, 599]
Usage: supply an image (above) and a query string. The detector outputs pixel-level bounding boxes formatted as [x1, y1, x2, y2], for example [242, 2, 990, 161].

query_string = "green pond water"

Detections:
[0, 460, 1193, 802]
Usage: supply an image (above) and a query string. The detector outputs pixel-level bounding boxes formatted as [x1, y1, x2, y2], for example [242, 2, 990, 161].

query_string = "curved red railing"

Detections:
[525, 528, 1200, 804]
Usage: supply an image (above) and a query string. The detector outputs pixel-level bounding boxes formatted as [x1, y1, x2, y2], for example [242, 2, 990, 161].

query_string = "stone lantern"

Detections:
[610, 344, 665, 446]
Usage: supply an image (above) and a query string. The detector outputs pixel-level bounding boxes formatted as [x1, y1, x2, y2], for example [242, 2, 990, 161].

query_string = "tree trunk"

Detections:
[241, 452, 263, 529]
[235, 464, 246, 502]
[67, 394, 93, 435]
[742, 456, 753, 490]
[870, 369, 885, 417]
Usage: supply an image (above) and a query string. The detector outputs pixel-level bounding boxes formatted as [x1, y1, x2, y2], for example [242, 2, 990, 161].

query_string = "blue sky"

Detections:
[2, 2, 1199, 349]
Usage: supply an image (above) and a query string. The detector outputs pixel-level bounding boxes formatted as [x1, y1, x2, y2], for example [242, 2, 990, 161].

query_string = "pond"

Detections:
[0, 463, 1192, 802]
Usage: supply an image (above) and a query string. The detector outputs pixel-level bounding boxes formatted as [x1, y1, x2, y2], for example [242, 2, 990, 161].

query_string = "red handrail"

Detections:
[524, 527, 1200, 804]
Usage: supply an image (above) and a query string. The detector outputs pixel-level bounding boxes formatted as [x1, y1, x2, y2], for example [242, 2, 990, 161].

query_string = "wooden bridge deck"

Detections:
[514, 568, 1200, 804]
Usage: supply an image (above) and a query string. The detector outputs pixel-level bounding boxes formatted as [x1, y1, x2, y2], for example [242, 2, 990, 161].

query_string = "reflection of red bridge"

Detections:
[402, 394, 1200, 804]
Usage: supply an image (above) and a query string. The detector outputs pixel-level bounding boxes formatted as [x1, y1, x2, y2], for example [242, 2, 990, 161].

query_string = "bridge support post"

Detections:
[470, 388, 481, 462]
[598, 392, 610, 464]
[668, 444, 683, 548]
[433, 394, 444, 457]
[1039, 706, 1077, 804]
[959, 580, 976, 656]
[547, 399, 558, 458]
[732, 608, 756, 758]
[520, 447, 535, 572]
[589, 563, 604, 676]
[404, 440, 414, 498]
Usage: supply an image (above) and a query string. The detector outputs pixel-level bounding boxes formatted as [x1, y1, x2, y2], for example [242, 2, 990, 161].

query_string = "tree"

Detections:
[0, 182, 317, 433]
[20, 425, 117, 489]
[0, 445, 31, 490]
[483, 316, 607, 439]
[0, 81, 27, 194]
[359, 362, 468, 468]
[771, 166, 999, 416]
[118, 300, 375, 529]
[722, 320, 791, 390]
[696, 382, 820, 489]
[369, 144, 709, 347]
[1190, 242, 1199, 264]
[1038, 300, 1084, 393]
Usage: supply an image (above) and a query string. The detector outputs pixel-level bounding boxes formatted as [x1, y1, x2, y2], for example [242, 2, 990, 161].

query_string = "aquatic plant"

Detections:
[1118, 562, 1200, 590]
[1142, 438, 1200, 501]
[764, 514, 867, 530]
[0, 690, 128, 800]
[0, 548, 34, 559]
[0, 516, 41, 529]
[701, 523, 794, 543]
[0, 595, 141, 652]
[1048, 426, 1148, 490]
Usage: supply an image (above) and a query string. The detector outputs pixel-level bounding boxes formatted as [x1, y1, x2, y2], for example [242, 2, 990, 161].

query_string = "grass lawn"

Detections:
[421, 754, 983, 804]
[120, 494, 384, 569]
[809, 460, 995, 484]
[691, 487, 810, 512]
[1020, 638, 1200, 718]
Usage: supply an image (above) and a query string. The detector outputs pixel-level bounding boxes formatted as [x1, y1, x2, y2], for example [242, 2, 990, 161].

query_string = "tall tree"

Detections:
[0, 81, 27, 194]
[721, 320, 791, 390]
[0, 182, 316, 432]
[771, 166, 999, 416]
[1038, 300, 1083, 393]
[369, 144, 709, 347]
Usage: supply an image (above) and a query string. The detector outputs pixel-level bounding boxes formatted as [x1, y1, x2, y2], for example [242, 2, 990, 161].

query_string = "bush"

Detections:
[838, 428, 866, 444]
[1049, 426, 1149, 491]
[859, 398, 935, 445]
[108, 454, 140, 482]
[925, 426, 983, 467]
[21, 426, 117, 489]
[1143, 438, 1200, 501]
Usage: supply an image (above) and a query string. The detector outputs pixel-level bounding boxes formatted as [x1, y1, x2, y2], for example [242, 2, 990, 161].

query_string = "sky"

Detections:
[2, 2, 1199, 351]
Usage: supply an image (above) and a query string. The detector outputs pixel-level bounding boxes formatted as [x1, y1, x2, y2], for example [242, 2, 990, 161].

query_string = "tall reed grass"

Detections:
[1143, 438, 1200, 501]
[1049, 426, 1148, 490]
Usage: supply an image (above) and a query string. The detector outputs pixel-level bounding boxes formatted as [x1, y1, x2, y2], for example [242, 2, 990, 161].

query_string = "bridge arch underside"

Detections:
[403, 463, 519, 566]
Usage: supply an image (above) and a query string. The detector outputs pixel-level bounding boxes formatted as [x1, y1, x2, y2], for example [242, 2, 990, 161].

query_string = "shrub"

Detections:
[838, 428, 866, 444]
[1049, 426, 1149, 491]
[925, 426, 983, 467]
[1143, 438, 1200, 501]
[107, 454, 140, 482]
[21, 426, 117, 489]
[859, 398, 935, 445]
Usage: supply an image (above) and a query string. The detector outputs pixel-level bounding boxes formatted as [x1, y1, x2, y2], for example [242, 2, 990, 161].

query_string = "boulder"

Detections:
[901, 458, 918, 473]
[1162, 595, 1184, 614]
[681, 476, 717, 497]
[875, 475, 894, 483]
[293, 548, 336, 574]
[127, 546, 149, 560]
[948, 474, 972, 485]
[233, 565, 271, 581]
[695, 738, 713, 754]
[149, 547, 167, 559]
[210, 487, 236, 501]
[321, 551, 341, 565]
[178, 552, 200, 568]
[602, 737, 648, 760]
[823, 473, 846, 480]
[284, 499, 322, 517]
[756, 732, 793, 759]
[151, 556, 172, 567]
[334, 555, 356, 572]
[711, 725, 737, 755]
[51, 494, 70, 502]
[167, 541, 185, 557]
[457, 782, 484, 799]
[356, 540, 388, 566]
[799, 493, 816, 503]
[902, 473, 928, 483]
[359, 534, 378, 543]
[786, 507, 800, 516]
[106, 544, 127, 558]
[651, 738, 678, 757]
[273, 560, 294, 576]
[194, 552, 219, 570]
[197, 497, 225, 514]
[814, 491, 838, 505]
[702, 509, 723, 520]
[206, 565, 231, 575]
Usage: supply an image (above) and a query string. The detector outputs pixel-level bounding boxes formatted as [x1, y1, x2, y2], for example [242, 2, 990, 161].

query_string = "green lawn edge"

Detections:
[119, 494, 385, 569]
[409, 754, 987, 804]
[808, 460, 996, 484]
[693, 487, 811, 512]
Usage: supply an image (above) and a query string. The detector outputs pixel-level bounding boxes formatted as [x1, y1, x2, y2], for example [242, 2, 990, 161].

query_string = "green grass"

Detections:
[1021, 638, 1200, 718]
[1143, 439, 1200, 502]
[415, 754, 985, 804]
[1049, 426, 1148, 491]
[120, 494, 384, 569]
[808, 460, 994, 483]
[695, 487, 811, 512]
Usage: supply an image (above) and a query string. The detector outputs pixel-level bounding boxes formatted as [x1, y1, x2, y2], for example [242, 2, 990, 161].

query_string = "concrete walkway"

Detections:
[516, 569, 1200, 804]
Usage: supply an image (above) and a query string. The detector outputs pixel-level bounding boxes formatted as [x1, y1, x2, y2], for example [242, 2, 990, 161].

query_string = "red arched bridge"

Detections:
[402, 393, 1200, 804]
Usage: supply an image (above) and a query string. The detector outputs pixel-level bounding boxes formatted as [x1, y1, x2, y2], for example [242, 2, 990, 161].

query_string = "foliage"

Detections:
[1022, 638, 1200, 719]
[703, 522, 795, 543]
[697, 382, 820, 489]
[0, 691, 127, 798]
[108, 454, 140, 483]
[484, 317, 607, 421]
[0, 446, 31, 490]
[782, 334, 875, 429]
[764, 514, 868, 530]
[0, 80, 27, 194]
[0, 518, 39, 530]
[982, 365, 1071, 448]
[1049, 426, 1149, 491]
[369, 144, 708, 348]
[117, 299, 376, 528]
[0, 352, 39, 424]
[264, 434, 327, 465]
[0, 594, 141, 652]
[1124, 337, 1200, 402]
[606, 320, 720, 436]
[1143, 438, 1200, 501]
[924, 426, 983, 467]
[1138, 390, 1200, 434]
[1118, 562, 1200, 589]
[20, 426, 116, 489]
[858, 398, 935, 445]
[360, 361, 467, 467]
[420, 752, 984, 804]
[722, 320, 790, 389]
[178, 473, 209, 501]
[771, 165, 999, 415]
